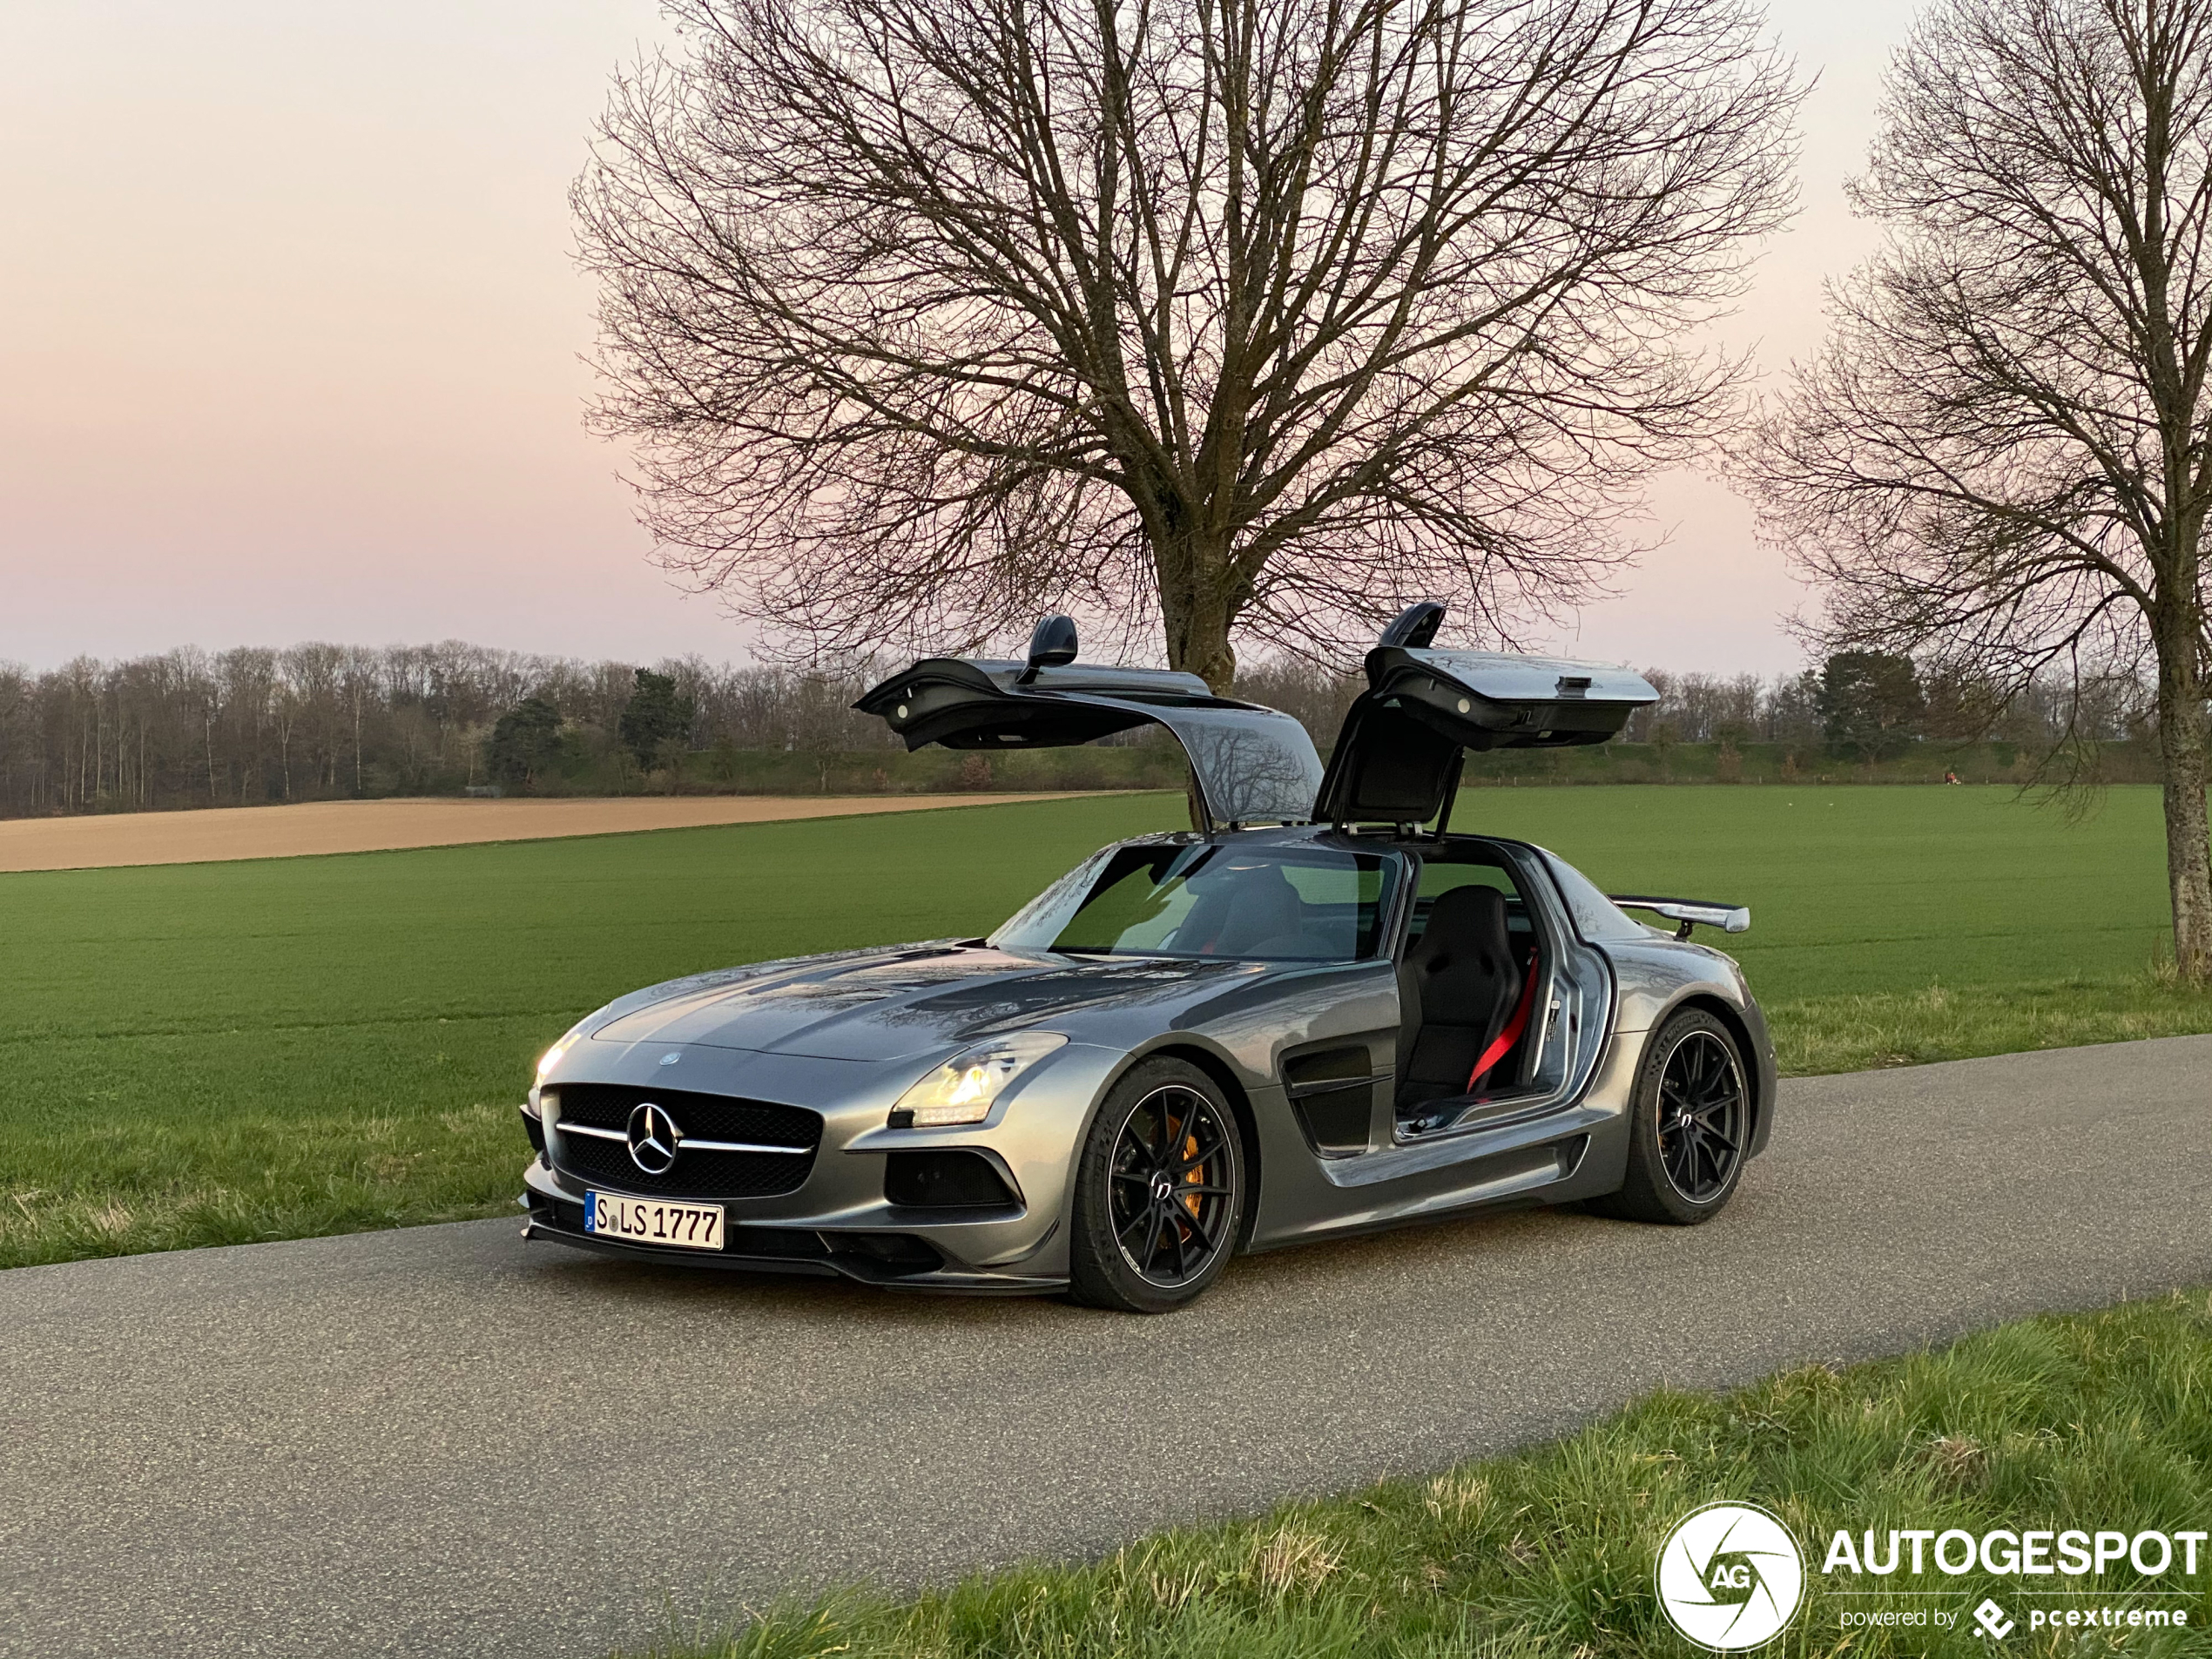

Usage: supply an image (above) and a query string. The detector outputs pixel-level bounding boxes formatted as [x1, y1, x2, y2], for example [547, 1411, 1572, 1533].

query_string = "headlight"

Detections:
[890, 1034, 1068, 1128]
[536, 1023, 586, 1082]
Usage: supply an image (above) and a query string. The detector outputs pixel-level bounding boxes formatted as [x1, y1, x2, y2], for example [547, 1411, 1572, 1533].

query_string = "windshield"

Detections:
[992, 843, 1399, 962]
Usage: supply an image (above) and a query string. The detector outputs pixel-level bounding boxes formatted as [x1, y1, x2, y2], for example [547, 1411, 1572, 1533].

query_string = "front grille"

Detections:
[544, 1083, 821, 1200]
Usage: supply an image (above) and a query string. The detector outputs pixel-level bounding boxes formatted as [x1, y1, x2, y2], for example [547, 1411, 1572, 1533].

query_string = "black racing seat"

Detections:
[1396, 885, 1524, 1113]
[1213, 866, 1305, 954]
[1170, 863, 1306, 956]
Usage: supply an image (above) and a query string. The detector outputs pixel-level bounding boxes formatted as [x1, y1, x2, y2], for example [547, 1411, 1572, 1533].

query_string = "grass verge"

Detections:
[4, 786, 2210, 1267]
[1770, 978, 2212, 1075]
[632, 1291, 2212, 1659]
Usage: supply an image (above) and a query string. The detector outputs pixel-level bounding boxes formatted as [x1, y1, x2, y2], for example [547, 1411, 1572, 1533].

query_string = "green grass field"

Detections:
[2, 785, 2207, 1269]
[633, 1290, 2212, 1659]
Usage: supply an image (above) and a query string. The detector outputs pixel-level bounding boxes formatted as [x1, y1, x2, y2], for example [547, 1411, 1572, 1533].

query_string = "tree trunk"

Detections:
[1154, 533, 1240, 695]
[1154, 531, 1241, 830]
[2154, 637, 2212, 981]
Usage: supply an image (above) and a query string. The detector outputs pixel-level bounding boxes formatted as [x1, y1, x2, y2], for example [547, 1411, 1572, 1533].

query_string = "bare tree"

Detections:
[578, 0, 1797, 689]
[1749, 0, 2212, 978]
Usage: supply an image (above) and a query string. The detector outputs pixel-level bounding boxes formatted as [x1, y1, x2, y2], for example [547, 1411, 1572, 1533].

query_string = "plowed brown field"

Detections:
[0, 793, 1107, 873]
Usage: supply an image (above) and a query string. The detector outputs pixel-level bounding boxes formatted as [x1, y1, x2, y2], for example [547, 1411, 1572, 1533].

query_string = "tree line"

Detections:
[1244, 651, 2153, 759]
[0, 640, 2157, 819]
[0, 644, 853, 817]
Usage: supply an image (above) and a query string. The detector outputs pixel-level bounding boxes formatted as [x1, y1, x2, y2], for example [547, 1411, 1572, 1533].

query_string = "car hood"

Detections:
[586, 942, 1264, 1063]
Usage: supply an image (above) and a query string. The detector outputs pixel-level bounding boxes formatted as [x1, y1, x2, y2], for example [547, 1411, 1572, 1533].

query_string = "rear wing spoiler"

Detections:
[1608, 895, 1750, 940]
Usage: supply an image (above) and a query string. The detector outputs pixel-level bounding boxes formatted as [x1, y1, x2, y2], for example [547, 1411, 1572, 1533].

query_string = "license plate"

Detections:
[583, 1190, 725, 1251]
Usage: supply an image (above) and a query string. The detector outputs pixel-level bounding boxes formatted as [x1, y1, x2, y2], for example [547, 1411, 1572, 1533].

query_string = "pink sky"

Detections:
[1, 0, 1919, 678]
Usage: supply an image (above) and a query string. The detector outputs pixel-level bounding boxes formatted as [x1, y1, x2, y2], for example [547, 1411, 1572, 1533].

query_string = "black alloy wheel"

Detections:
[1069, 1058, 1244, 1312]
[1587, 1007, 1750, 1225]
[1655, 1028, 1746, 1203]
[1109, 1084, 1237, 1285]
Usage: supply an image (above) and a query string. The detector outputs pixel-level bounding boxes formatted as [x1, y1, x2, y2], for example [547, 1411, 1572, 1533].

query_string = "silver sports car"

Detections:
[520, 604, 1775, 1312]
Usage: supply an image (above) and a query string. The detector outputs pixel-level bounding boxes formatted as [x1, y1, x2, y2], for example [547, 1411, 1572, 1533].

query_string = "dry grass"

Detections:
[0, 792, 1115, 872]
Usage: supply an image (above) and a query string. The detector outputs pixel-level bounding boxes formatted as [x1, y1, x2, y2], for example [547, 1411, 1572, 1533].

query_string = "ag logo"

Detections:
[1656, 1501, 1805, 1650]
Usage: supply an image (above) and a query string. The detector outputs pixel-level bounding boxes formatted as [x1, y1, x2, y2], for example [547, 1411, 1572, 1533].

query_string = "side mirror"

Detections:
[1022, 613, 1079, 678]
[1378, 602, 1445, 650]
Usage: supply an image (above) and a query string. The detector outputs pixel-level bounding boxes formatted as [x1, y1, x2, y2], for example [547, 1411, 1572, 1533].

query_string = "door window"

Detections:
[1406, 857, 1532, 950]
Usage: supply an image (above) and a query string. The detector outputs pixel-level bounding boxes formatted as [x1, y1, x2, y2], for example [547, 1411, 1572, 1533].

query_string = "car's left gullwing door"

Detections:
[854, 617, 1324, 829]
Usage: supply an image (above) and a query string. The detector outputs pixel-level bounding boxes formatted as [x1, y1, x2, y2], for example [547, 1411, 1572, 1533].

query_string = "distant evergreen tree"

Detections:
[617, 669, 695, 768]
[486, 697, 566, 789]
[1818, 652, 1925, 761]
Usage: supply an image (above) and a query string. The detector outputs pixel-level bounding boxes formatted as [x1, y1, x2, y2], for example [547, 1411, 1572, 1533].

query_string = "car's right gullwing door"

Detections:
[1312, 604, 1658, 826]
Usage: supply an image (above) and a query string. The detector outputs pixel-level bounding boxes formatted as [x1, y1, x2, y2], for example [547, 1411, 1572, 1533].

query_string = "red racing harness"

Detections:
[1467, 952, 1541, 1094]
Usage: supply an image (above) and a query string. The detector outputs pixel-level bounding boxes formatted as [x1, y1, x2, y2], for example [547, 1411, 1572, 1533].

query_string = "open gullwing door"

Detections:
[853, 617, 1324, 829]
[1313, 604, 1658, 826]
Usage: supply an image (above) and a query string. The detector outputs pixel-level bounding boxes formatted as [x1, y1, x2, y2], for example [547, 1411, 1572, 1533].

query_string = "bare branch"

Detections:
[579, 0, 1797, 683]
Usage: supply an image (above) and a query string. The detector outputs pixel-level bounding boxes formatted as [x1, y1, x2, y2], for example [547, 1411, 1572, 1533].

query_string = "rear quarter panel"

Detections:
[1602, 935, 1778, 1157]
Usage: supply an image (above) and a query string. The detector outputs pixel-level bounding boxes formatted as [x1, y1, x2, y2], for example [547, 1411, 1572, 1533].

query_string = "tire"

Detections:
[1068, 1057, 1245, 1312]
[1586, 1008, 1750, 1225]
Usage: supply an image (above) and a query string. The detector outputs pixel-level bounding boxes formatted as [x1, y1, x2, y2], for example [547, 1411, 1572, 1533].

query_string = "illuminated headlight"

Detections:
[890, 1034, 1068, 1128]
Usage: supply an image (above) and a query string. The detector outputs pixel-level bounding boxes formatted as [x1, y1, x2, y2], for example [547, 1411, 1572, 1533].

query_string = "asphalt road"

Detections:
[5, 1035, 2210, 1658]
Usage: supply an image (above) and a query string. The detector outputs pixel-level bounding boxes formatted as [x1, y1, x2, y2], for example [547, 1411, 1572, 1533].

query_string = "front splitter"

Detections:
[519, 1208, 1068, 1296]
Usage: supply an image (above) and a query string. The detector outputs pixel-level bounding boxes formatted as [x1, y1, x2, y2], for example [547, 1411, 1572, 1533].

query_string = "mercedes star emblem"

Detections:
[626, 1101, 681, 1174]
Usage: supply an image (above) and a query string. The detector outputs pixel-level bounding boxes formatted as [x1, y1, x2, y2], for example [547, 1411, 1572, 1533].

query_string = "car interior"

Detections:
[1038, 844, 1394, 961]
[1394, 853, 1544, 1122]
[1168, 857, 1393, 960]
